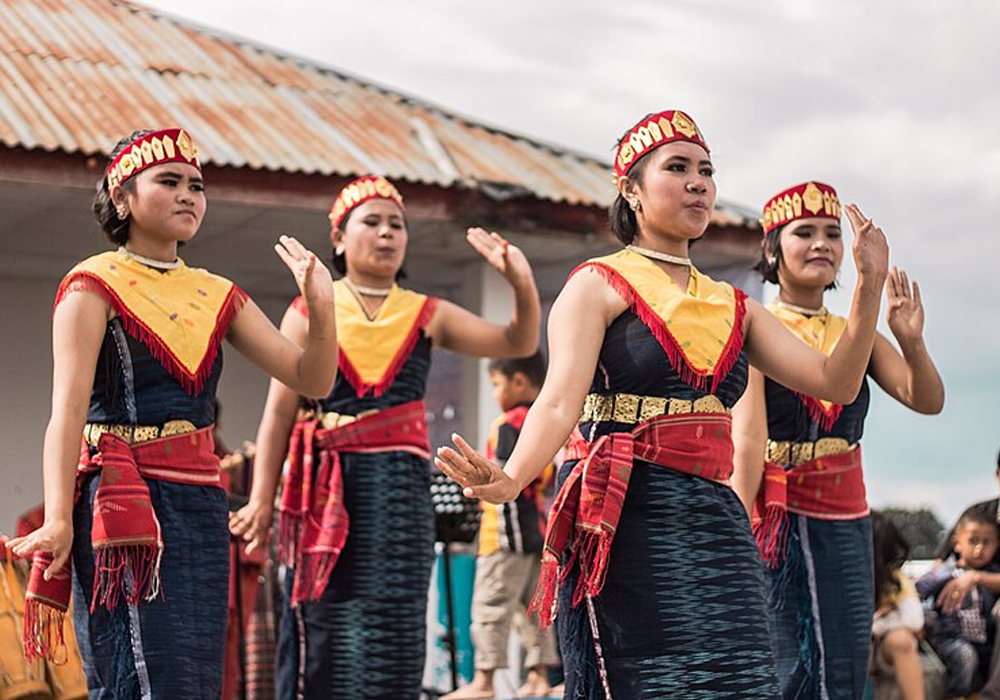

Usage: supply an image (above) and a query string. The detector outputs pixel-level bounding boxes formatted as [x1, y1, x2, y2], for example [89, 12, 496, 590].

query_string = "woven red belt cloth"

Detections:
[753, 446, 868, 568]
[278, 399, 430, 605]
[24, 427, 220, 661]
[531, 412, 735, 629]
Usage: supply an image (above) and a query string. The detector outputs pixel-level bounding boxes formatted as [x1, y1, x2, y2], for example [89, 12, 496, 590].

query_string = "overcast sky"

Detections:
[145, 0, 1000, 523]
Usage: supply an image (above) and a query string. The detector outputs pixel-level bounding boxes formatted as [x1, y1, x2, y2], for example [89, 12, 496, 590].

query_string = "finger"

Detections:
[844, 204, 866, 232]
[886, 267, 900, 299]
[464, 481, 510, 503]
[283, 236, 310, 259]
[434, 449, 477, 484]
[451, 434, 494, 480]
[912, 281, 922, 308]
[466, 230, 497, 259]
[900, 269, 911, 299]
[302, 252, 317, 279]
[274, 242, 297, 269]
[46, 551, 69, 580]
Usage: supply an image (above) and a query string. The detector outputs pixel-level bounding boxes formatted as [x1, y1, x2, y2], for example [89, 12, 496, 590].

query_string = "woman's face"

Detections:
[624, 141, 716, 243]
[332, 198, 408, 278]
[776, 217, 844, 289]
[116, 163, 206, 243]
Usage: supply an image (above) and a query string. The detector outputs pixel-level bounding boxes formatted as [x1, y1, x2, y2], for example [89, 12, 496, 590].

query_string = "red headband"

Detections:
[761, 181, 841, 235]
[106, 128, 201, 189]
[329, 176, 405, 230]
[613, 110, 710, 179]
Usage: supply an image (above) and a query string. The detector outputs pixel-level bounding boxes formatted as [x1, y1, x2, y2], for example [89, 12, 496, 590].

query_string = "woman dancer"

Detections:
[732, 181, 944, 700]
[229, 176, 540, 699]
[5, 128, 338, 699]
[436, 110, 890, 699]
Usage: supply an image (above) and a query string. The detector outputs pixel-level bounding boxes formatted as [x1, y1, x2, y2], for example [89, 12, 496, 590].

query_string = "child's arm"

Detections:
[938, 571, 1000, 614]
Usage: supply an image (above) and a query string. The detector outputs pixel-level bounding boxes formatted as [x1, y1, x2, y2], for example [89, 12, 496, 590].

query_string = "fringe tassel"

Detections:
[23, 597, 66, 664]
[90, 544, 163, 612]
[54, 274, 247, 397]
[570, 532, 608, 607]
[528, 553, 561, 631]
[753, 505, 790, 569]
[277, 512, 301, 569]
[583, 263, 746, 393]
[340, 297, 438, 398]
[796, 393, 843, 431]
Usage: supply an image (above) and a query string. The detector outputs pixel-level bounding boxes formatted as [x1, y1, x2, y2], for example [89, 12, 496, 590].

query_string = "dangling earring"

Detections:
[116, 205, 129, 220]
[629, 198, 641, 212]
[334, 245, 345, 256]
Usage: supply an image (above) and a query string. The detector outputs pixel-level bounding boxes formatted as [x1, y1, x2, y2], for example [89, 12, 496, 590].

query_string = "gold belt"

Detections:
[83, 420, 199, 446]
[581, 392, 728, 425]
[766, 438, 854, 466]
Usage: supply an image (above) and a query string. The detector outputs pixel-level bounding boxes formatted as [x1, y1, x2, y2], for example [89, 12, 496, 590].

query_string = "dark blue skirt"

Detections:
[72, 473, 230, 700]
[276, 450, 435, 700]
[765, 514, 874, 700]
[557, 460, 781, 700]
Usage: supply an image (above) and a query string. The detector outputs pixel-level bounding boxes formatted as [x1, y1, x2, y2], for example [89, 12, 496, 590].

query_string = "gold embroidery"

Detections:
[766, 438, 853, 465]
[581, 393, 728, 424]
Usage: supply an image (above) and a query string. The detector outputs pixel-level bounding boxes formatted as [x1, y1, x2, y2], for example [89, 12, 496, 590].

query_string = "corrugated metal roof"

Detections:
[0, 0, 757, 223]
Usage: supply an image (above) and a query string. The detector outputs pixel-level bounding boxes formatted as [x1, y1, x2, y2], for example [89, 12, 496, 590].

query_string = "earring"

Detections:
[116, 206, 129, 219]
[334, 245, 345, 256]
[629, 199, 641, 212]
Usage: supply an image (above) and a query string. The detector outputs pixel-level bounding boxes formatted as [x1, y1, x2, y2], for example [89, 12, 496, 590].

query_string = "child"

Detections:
[870, 510, 927, 700]
[917, 503, 1000, 698]
[444, 351, 559, 700]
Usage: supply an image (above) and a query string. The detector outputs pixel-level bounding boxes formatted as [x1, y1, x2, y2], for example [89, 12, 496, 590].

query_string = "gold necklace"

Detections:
[774, 299, 828, 317]
[117, 246, 181, 270]
[625, 244, 691, 267]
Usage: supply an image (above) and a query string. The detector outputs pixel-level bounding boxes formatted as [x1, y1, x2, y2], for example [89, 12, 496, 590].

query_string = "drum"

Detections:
[0, 555, 50, 700]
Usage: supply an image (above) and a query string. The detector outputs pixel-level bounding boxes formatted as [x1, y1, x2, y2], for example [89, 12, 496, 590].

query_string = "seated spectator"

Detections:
[933, 447, 1000, 563]
[871, 510, 926, 700]
[917, 503, 1000, 698]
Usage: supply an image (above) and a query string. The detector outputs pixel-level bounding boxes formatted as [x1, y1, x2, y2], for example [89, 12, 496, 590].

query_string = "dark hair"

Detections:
[92, 130, 154, 245]
[330, 206, 407, 281]
[872, 510, 910, 609]
[755, 222, 838, 290]
[957, 502, 999, 532]
[487, 351, 546, 388]
[995, 446, 1000, 472]
[609, 114, 658, 246]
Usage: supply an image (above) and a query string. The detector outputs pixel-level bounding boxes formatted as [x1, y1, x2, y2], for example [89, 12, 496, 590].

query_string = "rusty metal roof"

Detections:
[0, 0, 757, 224]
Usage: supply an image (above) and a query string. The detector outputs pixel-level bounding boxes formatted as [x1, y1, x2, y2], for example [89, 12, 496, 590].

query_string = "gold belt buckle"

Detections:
[320, 412, 357, 430]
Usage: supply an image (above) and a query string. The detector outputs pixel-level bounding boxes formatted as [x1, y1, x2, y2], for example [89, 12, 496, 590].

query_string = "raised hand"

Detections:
[274, 235, 334, 309]
[5, 519, 72, 580]
[844, 204, 889, 284]
[466, 228, 532, 288]
[435, 433, 521, 504]
[886, 267, 925, 346]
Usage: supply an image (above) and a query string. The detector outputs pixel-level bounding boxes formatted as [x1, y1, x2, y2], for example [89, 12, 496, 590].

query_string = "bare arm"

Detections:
[868, 268, 944, 414]
[731, 366, 768, 516]
[746, 204, 889, 404]
[426, 228, 541, 358]
[229, 306, 308, 553]
[436, 268, 622, 503]
[6, 290, 108, 577]
[228, 236, 337, 398]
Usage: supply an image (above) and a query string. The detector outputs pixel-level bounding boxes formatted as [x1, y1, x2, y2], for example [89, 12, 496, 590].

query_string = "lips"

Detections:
[686, 201, 709, 212]
[175, 210, 197, 220]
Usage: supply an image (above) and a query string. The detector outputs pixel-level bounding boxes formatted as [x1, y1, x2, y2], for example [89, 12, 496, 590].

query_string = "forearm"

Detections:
[41, 413, 88, 525]
[504, 391, 581, 492]
[247, 405, 298, 508]
[731, 444, 765, 517]
[897, 337, 945, 413]
[501, 275, 541, 357]
[294, 299, 337, 397]
[820, 277, 884, 402]
[970, 571, 1000, 593]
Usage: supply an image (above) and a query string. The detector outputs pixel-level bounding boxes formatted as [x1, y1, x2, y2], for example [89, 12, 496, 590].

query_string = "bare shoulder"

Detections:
[558, 264, 628, 325]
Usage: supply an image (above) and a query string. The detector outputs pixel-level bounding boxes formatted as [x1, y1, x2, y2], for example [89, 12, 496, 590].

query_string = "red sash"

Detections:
[753, 446, 868, 568]
[278, 400, 430, 606]
[24, 428, 220, 661]
[530, 413, 735, 630]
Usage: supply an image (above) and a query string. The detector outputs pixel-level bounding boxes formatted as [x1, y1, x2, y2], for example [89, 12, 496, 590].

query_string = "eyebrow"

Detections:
[665, 155, 713, 167]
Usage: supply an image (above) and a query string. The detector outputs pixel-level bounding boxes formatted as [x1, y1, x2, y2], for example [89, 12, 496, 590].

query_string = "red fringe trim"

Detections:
[577, 263, 746, 393]
[54, 273, 247, 396]
[795, 393, 843, 432]
[23, 597, 66, 664]
[753, 505, 790, 569]
[528, 553, 561, 632]
[90, 544, 163, 612]
[340, 297, 438, 398]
